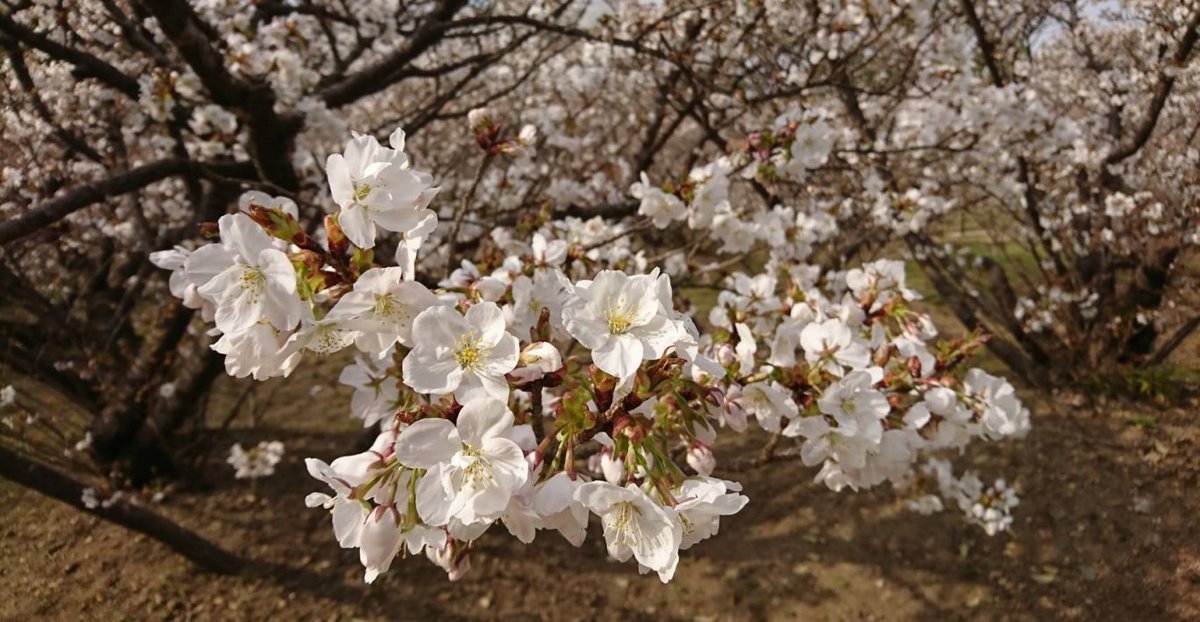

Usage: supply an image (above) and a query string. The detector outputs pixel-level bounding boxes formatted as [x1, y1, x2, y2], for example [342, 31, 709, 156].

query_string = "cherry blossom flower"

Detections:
[195, 213, 304, 335]
[0, 385, 15, 407]
[673, 477, 749, 549]
[575, 481, 683, 582]
[509, 342, 564, 384]
[799, 318, 871, 376]
[227, 441, 285, 479]
[509, 268, 572, 339]
[402, 302, 520, 403]
[395, 398, 530, 526]
[531, 473, 590, 547]
[327, 267, 445, 353]
[562, 269, 679, 378]
[963, 369, 1031, 440]
[338, 355, 400, 428]
[326, 129, 438, 249]
[630, 172, 686, 228]
[733, 381, 799, 432]
[211, 322, 302, 380]
[816, 370, 889, 444]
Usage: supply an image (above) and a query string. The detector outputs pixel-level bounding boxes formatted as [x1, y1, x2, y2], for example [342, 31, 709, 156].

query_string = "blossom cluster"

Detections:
[153, 126, 1030, 584]
[227, 441, 286, 479]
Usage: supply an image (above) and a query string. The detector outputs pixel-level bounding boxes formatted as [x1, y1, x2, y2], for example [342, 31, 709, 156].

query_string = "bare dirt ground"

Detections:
[2, 369, 1199, 620]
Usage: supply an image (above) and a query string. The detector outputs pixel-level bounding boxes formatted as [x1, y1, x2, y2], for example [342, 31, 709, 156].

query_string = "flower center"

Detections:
[604, 297, 640, 335]
[458, 444, 495, 490]
[679, 512, 695, 537]
[353, 182, 372, 204]
[453, 332, 489, 371]
[307, 324, 349, 354]
[372, 293, 406, 321]
[606, 501, 643, 548]
[239, 267, 266, 301]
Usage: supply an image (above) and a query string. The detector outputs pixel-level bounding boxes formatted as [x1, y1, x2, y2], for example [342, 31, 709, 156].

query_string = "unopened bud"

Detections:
[520, 342, 563, 374]
[325, 214, 349, 257]
[687, 443, 716, 476]
[714, 343, 736, 367]
[509, 342, 564, 387]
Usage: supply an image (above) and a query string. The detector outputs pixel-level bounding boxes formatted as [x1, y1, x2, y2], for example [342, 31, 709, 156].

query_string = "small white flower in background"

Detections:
[562, 269, 679, 379]
[800, 318, 871, 376]
[74, 432, 93, 453]
[81, 487, 99, 509]
[157, 381, 178, 399]
[845, 258, 918, 310]
[510, 341, 564, 384]
[339, 354, 400, 428]
[962, 369, 1031, 440]
[402, 302, 520, 403]
[575, 481, 683, 583]
[686, 443, 716, 476]
[733, 323, 757, 376]
[913, 459, 1019, 536]
[0, 385, 15, 407]
[733, 381, 798, 433]
[903, 386, 964, 430]
[227, 441, 286, 479]
[630, 173, 686, 228]
[467, 107, 496, 134]
[906, 494, 944, 515]
[530, 232, 567, 267]
[789, 118, 834, 171]
[502, 124, 539, 158]
[816, 370, 889, 443]
[509, 268, 572, 340]
[960, 476, 1020, 536]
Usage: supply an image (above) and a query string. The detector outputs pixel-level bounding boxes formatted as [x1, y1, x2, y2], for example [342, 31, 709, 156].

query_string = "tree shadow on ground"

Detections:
[3, 396, 1198, 621]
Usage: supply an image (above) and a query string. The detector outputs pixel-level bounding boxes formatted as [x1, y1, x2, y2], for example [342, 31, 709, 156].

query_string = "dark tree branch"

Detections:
[959, 0, 1005, 85]
[137, 0, 302, 190]
[321, 0, 470, 107]
[1145, 314, 1200, 368]
[0, 159, 253, 245]
[0, 444, 246, 574]
[1, 36, 105, 162]
[1104, 7, 1200, 166]
[0, 11, 140, 98]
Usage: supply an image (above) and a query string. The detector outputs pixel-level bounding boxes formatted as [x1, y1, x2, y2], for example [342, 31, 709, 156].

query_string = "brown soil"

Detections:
[2, 382, 1199, 621]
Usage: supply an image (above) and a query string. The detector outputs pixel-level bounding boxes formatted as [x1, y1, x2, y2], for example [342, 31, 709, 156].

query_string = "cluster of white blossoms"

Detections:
[149, 130, 440, 381]
[227, 441, 286, 480]
[154, 126, 1028, 584]
[700, 258, 1030, 495]
[905, 458, 1021, 536]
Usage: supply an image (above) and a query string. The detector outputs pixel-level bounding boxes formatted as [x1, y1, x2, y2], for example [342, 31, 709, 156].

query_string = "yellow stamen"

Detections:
[353, 182, 371, 203]
[607, 501, 643, 548]
[453, 332, 489, 371]
[604, 296, 640, 335]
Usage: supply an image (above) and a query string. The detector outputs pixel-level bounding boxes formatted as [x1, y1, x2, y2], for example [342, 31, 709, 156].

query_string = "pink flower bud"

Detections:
[687, 443, 716, 476]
